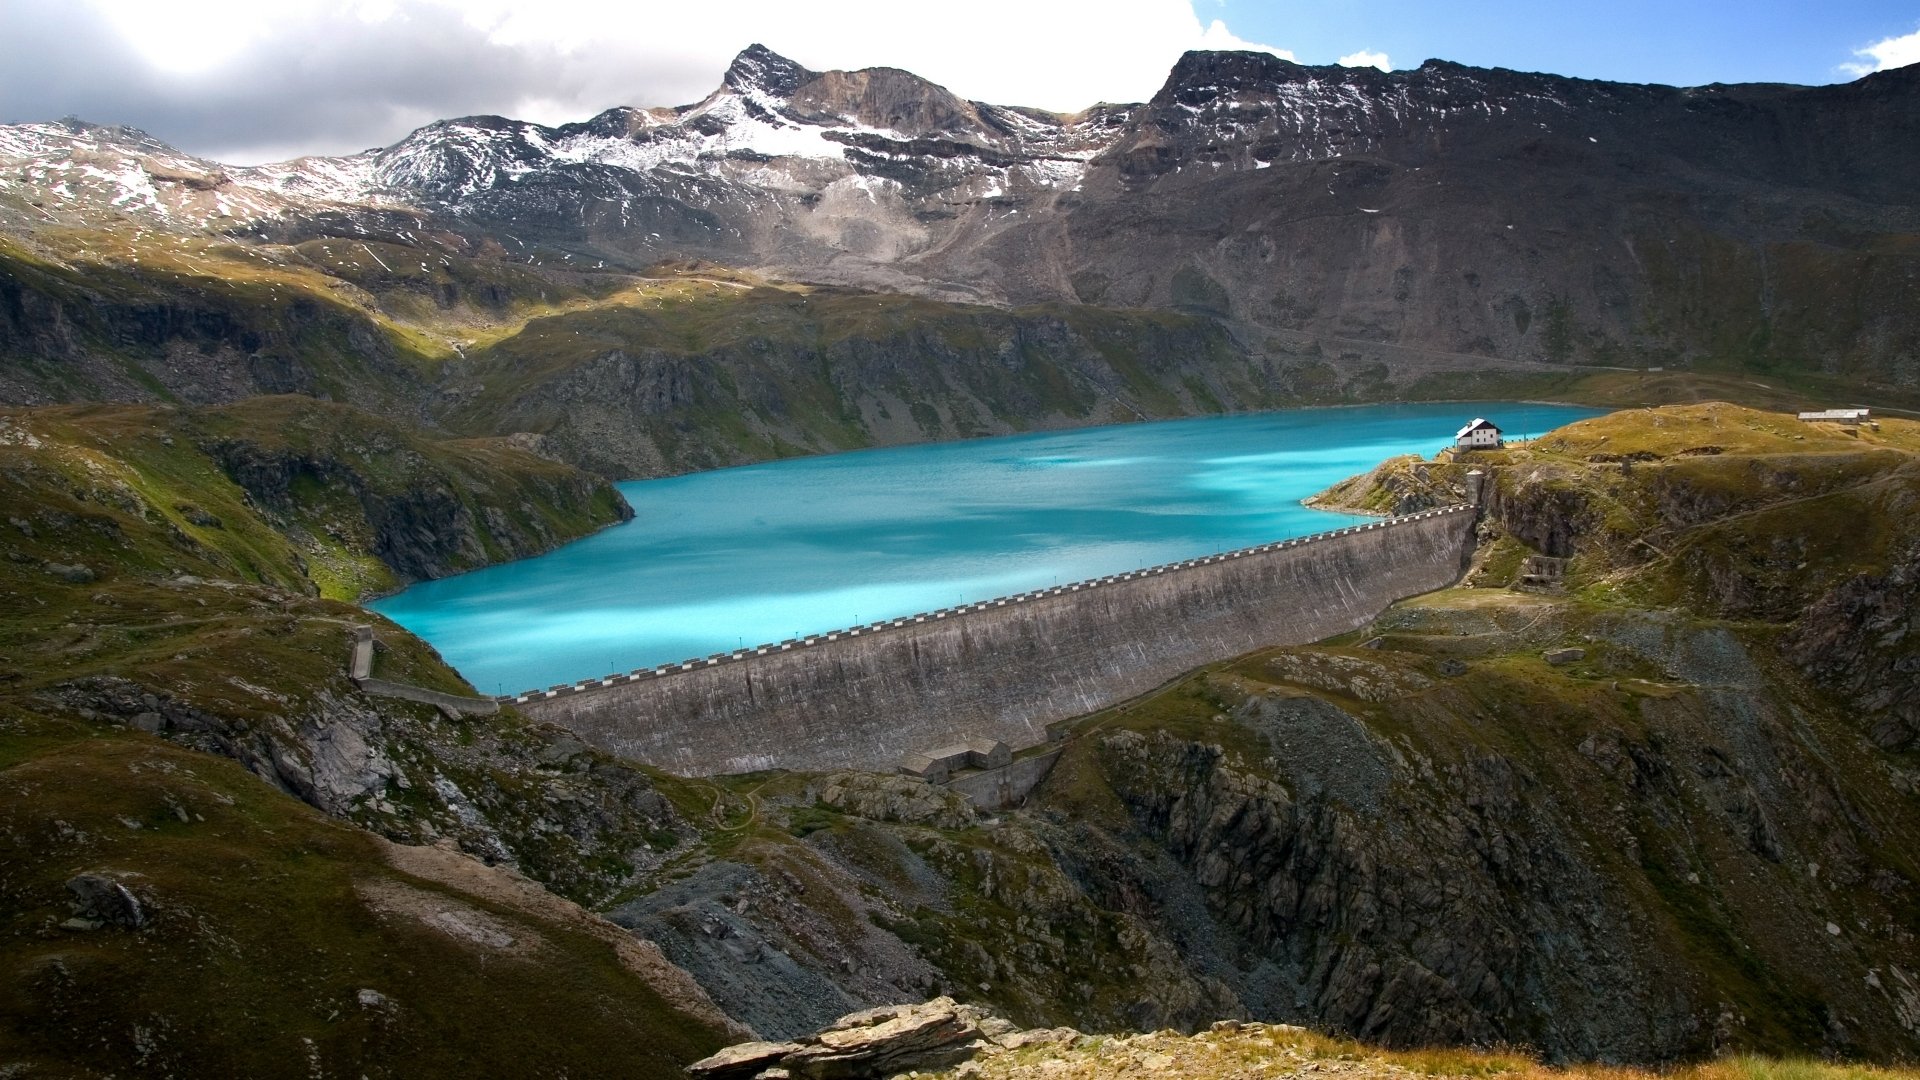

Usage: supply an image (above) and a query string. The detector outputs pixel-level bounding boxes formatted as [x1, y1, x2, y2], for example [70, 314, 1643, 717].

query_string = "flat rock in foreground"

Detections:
[688, 997, 1000, 1079]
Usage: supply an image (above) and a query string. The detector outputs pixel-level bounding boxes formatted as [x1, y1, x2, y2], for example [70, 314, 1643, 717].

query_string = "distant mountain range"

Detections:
[3, 44, 1917, 429]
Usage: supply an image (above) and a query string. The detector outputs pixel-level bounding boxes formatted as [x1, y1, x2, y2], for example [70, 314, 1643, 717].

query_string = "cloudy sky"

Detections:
[1, 0, 1916, 164]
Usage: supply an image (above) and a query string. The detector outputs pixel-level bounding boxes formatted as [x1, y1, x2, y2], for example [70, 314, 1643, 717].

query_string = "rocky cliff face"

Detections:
[1785, 542, 1920, 753]
[583, 590, 1920, 1062]
[451, 288, 1259, 477]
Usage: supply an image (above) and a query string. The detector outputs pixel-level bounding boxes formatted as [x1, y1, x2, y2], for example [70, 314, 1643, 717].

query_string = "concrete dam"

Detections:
[513, 504, 1479, 777]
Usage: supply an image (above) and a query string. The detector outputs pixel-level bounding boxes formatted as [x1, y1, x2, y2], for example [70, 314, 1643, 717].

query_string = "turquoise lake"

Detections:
[369, 402, 1603, 694]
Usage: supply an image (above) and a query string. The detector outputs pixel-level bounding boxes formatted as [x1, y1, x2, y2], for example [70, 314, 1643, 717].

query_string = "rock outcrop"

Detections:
[63, 873, 149, 930]
[688, 997, 1000, 1079]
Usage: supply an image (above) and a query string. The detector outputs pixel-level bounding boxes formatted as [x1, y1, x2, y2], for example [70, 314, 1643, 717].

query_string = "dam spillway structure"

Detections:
[509, 504, 1482, 778]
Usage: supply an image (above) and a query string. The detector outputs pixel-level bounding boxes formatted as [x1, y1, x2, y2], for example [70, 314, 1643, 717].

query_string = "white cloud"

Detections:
[1337, 50, 1392, 72]
[1840, 26, 1920, 77]
[0, 0, 1305, 161]
[1197, 18, 1297, 61]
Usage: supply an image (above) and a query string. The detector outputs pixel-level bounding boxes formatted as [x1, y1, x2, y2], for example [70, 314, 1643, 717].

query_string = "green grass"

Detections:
[930, 1023, 1920, 1080]
[0, 718, 731, 1077]
[0, 397, 626, 722]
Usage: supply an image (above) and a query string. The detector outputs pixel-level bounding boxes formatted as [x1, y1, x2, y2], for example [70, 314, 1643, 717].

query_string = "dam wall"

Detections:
[517, 506, 1476, 776]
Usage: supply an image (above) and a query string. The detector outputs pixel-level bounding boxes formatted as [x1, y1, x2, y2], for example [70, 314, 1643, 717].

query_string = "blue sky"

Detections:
[1213, 0, 1920, 85]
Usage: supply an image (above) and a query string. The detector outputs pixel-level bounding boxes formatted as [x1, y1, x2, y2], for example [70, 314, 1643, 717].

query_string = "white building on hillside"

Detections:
[1797, 408, 1871, 425]
[1455, 418, 1503, 450]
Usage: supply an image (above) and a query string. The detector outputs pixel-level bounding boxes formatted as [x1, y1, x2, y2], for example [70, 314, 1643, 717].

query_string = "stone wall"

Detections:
[519, 507, 1475, 776]
[944, 750, 1066, 812]
[356, 678, 500, 717]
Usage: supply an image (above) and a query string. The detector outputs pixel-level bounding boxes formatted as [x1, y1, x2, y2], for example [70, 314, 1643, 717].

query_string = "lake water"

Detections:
[369, 402, 1603, 694]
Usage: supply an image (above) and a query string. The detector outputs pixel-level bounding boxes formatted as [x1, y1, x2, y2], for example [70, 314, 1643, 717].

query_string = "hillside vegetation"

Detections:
[924, 1022, 1920, 1080]
[568, 406, 1920, 1062]
[0, 720, 736, 1077]
[0, 398, 772, 1074]
[4, 400, 1919, 1073]
[1, 231, 1273, 477]
[10, 226, 1916, 481]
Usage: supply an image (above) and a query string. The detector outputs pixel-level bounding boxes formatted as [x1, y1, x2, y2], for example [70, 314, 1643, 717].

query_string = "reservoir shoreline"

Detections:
[368, 402, 1603, 693]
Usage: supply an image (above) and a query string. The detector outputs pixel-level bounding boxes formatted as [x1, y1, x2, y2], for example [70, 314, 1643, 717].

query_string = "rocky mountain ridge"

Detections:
[4, 46, 1917, 389]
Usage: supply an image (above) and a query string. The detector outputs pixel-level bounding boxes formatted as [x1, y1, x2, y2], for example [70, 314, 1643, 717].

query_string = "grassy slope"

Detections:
[0, 711, 729, 1077]
[927, 1022, 1919, 1080]
[0, 231, 439, 407]
[15, 225, 1917, 484]
[1, 395, 627, 606]
[1461, 403, 1920, 609]
[0, 399, 739, 1075]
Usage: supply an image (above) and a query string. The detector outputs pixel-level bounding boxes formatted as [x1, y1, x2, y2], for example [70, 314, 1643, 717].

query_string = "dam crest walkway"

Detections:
[504, 504, 1474, 708]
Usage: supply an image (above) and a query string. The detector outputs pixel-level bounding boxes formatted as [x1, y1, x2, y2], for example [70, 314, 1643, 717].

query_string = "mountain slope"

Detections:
[5, 400, 1919, 1069]
[5, 46, 1917, 405]
[589, 407, 1920, 1061]
[0, 399, 760, 1075]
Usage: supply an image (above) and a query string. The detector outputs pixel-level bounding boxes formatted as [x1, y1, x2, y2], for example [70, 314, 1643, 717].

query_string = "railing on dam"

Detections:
[500, 504, 1474, 706]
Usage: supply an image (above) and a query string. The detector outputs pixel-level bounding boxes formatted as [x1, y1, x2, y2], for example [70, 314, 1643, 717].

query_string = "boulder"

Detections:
[686, 1040, 805, 1080]
[1543, 647, 1586, 666]
[688, 997, 986, 1080]
[785, 997, 978, 1078]
[65, 873, 148, 929]
[815, 773, 976, 830]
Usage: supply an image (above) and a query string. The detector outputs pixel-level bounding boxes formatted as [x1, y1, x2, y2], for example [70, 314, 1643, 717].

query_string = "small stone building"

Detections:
[900, 737, 1012, 784]
[1797, 408, 1871, 425]
[1455, 418, 1503, 450]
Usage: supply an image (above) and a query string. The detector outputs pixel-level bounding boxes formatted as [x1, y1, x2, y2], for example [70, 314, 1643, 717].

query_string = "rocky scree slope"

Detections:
[5, 46, 1918, 389]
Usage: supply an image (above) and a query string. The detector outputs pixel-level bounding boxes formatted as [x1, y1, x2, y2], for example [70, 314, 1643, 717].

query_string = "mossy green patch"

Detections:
[0, 723, 730, 1077]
